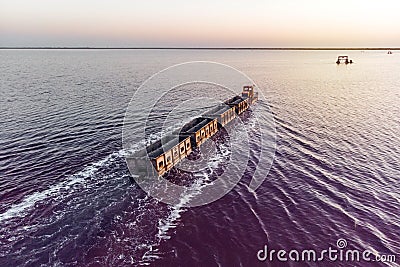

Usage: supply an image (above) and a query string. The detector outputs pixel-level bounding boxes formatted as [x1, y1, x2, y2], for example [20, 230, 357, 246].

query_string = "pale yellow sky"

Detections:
[0, 0, 399, 47]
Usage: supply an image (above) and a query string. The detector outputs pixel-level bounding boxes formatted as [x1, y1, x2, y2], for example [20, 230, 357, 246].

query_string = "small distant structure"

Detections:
[387, 50, 393, 54]
[336, 56, 353, 64]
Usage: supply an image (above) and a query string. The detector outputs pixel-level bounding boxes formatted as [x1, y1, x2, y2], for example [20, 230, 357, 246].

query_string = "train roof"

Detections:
[202, 104, 232, 117]
[224, 95, 247, 105]
[180, 117, 215, 134]
[147, 134, 185, 158]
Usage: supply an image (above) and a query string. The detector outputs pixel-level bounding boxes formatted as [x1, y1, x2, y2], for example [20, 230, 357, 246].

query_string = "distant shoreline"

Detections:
[0, 47, 399, 50]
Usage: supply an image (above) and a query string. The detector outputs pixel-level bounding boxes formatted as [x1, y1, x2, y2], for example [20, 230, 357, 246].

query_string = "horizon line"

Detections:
[0, 47, 399, 50]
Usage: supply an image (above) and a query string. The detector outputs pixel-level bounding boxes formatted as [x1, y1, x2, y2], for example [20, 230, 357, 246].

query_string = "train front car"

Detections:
[242, 85, 258, 105]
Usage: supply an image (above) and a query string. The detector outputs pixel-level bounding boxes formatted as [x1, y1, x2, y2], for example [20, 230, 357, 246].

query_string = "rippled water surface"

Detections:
[0, 50, 399, 266]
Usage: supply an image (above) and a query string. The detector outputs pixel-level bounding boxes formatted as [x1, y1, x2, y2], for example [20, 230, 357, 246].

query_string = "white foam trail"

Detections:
[141, 143, 230, 264]
[0, 150, 125, 223]
[141, 180, 204, 264]
[156, 178, 203, 240]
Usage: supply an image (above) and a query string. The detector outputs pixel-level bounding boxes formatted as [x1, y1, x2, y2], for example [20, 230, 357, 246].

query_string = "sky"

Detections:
[0, 0, 399, 47]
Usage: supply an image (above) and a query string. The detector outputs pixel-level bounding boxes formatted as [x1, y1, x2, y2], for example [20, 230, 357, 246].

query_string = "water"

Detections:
[0, 49, 399, 266]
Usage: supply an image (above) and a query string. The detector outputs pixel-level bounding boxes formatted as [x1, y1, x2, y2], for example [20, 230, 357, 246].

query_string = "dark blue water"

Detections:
[0, 50, 399, 266]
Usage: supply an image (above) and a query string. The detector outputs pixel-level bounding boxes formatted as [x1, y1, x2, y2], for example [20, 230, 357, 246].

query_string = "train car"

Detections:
[225, 95, 249, 115]
[130, 134, 192, 177]
[129, 118, 217, 177]
[202, 104, 236, 128]
[178, 117, 218, 148]
[147, 134, 192, 176]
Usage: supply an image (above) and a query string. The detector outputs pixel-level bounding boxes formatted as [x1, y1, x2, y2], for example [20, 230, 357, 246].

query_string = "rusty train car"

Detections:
[131, 85, 258, 177]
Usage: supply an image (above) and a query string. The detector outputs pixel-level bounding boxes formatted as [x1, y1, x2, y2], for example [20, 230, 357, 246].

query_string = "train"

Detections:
[130, 85, 258, 177]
